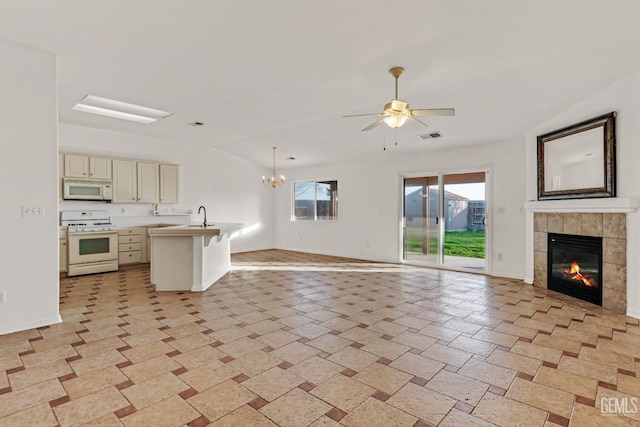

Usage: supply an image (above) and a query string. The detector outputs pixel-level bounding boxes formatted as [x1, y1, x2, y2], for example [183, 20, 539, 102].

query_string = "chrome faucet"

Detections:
[198, 206, 207, 227]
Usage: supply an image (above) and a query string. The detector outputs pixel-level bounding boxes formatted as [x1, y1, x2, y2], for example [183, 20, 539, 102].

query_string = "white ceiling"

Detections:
[1, 1, 640, 169]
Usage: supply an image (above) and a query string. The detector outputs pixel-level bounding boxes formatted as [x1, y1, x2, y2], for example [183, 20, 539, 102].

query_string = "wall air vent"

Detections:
[418, 131, 442, 140]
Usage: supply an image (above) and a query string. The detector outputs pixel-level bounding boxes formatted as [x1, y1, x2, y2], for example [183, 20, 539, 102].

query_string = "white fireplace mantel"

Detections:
[525, 197, 637, 213]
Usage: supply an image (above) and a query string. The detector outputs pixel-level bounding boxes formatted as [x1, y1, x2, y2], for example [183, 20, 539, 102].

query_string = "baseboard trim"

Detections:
[490, 272, 526, 281]
[273, 246, 397, 264]
[0, 313, 62, 336]
[271, 247, 527, 282]
[626, 307, 640, 320]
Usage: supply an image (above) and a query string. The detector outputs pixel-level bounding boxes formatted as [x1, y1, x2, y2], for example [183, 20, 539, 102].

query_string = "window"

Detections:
[293, 180, 338, 221]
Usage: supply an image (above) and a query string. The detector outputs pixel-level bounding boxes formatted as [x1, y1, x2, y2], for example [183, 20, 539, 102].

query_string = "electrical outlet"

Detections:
[496, 252, 503, 261]
[0, 290, 6, 303]
[22, 205, 44, 217]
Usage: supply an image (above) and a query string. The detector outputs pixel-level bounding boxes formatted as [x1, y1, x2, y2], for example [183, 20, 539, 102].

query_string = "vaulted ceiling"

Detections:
[1, 1, 639, 168]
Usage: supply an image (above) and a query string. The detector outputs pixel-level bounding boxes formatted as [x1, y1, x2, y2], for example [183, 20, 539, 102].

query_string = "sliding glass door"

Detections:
[403, 176, 440, 264]
[403, 171, 487, 271]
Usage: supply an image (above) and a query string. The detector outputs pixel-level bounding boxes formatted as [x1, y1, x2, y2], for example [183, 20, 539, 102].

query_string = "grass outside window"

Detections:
[405, 230, 485, 258]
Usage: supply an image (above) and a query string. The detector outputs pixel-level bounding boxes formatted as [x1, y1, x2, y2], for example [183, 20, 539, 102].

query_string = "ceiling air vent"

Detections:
[418, 131, 442, 140]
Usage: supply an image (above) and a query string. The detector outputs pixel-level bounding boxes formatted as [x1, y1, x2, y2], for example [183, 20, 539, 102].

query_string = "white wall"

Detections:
[0, 40, 60, 335]
[525, 68, 640, 318]
[274, 139, 527, 279]
[59, 124, 274, 253]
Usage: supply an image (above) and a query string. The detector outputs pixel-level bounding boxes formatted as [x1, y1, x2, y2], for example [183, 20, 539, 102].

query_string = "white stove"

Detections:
[61, 211, 119, 276]
[66, 222, 118, 233]
[61, 211, 118, 233]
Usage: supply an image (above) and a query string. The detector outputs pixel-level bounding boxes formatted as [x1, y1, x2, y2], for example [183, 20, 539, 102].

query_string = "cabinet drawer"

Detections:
[119, 235, 142, 244]
[119, 243, 142, 252]
[119, 251, 142, 265]
[119, 228, 144, 236]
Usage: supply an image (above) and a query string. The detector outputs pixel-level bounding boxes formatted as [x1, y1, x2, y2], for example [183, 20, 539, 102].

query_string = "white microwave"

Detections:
[63, 178, 113, 201]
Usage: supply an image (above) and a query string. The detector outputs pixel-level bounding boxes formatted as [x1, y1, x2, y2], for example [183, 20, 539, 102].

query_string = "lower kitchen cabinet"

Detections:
[59, 230, 68, 273]
[118, 227, 145, 265]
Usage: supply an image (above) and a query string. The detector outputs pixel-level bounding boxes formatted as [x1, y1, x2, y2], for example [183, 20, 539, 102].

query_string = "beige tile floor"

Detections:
[1, 249, 640, 426]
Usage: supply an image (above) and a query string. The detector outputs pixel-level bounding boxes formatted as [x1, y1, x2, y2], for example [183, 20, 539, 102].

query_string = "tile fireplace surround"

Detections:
[533, 212, 627, 313]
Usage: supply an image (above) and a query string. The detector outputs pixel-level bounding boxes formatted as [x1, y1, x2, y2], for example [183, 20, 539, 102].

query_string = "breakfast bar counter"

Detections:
[148, 223, 243, 291]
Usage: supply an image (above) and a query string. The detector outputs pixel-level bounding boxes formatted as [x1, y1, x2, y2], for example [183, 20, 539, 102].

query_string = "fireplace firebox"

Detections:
[547, 233, 602, 306]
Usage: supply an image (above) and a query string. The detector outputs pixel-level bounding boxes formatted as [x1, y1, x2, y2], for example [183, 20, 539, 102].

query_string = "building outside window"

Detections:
[293, 180, 338, 221]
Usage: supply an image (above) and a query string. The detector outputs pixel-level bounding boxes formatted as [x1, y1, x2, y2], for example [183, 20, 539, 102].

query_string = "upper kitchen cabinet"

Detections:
[64, 154, 87, 177]
[62, 152, 179, 205]
[160, 164, 180, 204]
[112, 159, 138, 203]
[137, 162, 159, 204]
[64, 154, 111, 179]
[89, 157, 112, 179]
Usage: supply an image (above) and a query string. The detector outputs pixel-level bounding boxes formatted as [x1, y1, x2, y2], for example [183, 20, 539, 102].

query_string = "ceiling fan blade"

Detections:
[343, 112, 385, 118]
[411, 108, 455, 117]
[361, 118, 386, 131]
[391, 99, 408, 111]
[409, 116, 429, 128]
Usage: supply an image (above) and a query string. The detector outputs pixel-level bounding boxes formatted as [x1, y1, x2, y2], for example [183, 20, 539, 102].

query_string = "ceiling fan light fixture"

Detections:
[343, 66, 454, 132]
[390, 99, 408, 112]
[383, 114, 409, 128]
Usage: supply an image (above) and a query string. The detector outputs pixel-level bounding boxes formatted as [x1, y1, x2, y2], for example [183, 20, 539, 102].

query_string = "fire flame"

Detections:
[563, 261, 597, 287]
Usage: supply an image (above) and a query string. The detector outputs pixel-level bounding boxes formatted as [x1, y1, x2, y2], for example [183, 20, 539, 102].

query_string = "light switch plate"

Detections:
[22, 205, 44, 217]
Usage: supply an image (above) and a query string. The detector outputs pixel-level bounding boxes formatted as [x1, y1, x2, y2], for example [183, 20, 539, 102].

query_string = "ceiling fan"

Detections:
[344, 67, 455, 131]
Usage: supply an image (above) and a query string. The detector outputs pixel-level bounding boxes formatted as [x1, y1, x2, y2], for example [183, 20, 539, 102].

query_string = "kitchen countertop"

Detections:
[147, 222, 243, 237]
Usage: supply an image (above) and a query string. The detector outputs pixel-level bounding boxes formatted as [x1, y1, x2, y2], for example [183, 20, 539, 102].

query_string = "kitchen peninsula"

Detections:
[148, 223, 243, 291]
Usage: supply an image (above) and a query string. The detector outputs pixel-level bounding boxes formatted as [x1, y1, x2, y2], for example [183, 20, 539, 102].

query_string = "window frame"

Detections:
[292, 179, 338, 221]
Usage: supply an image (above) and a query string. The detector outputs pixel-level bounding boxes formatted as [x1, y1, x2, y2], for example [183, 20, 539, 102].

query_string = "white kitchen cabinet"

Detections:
[89, 157, 111, 179]
[64, 154, 89, 178]
[61, 153, 179, 205]
[146, 229, 151, 263]
[112, 159, 137, 203]
[137, 162, 159, 204]
[160, 164, 180, 204]
[64, 154, 111, 179]
[59, 154, 64, 200]
[58, 229, 69, 273]
[118, 227, 144, 265]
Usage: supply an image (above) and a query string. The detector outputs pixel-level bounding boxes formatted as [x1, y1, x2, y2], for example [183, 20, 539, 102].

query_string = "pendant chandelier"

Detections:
[262, 146, 286, 189]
